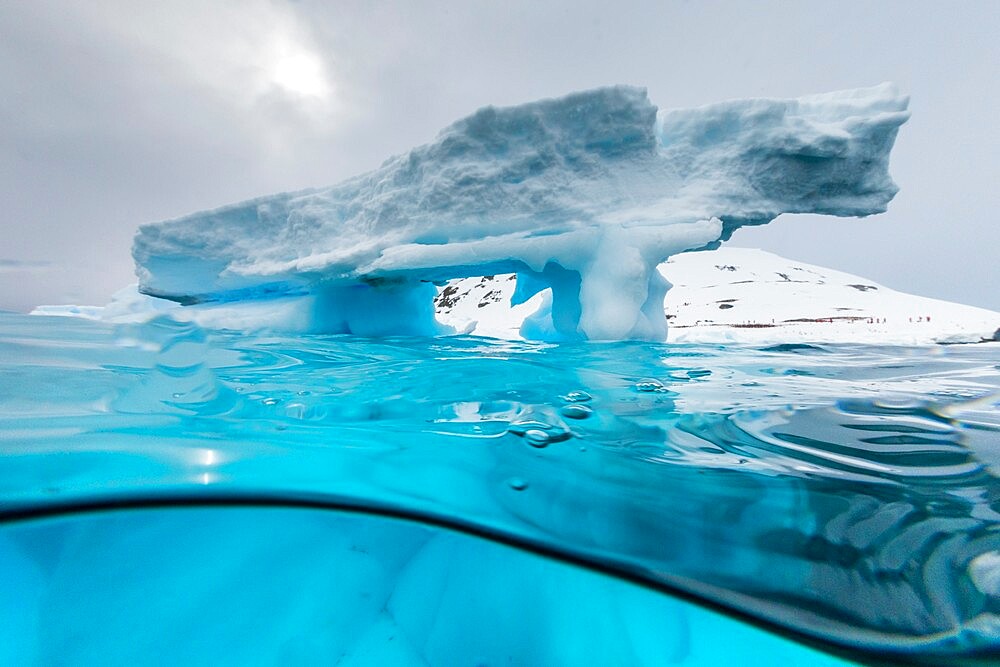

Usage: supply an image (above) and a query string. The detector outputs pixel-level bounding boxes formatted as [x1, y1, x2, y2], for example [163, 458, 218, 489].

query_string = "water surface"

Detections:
[1, 313, 998, 664]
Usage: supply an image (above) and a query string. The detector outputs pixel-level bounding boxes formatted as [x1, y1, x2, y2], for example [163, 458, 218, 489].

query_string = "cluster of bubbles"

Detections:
[506, 387, 599, 450]
[503, 388, 601, 490]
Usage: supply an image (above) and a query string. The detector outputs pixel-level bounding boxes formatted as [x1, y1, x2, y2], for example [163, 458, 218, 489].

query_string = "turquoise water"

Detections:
[1, 313, 998, 664]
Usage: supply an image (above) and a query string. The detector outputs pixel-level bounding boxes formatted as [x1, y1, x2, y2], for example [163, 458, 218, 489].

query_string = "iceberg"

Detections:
[133, 84, 909, 340]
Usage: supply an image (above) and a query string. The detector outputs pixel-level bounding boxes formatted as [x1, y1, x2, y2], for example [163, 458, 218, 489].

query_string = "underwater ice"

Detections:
[0, 508, 853, 665]
[134, 84, 909, 340]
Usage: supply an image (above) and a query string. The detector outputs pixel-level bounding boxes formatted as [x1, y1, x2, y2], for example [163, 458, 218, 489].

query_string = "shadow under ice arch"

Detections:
[133, 84, 909, 341]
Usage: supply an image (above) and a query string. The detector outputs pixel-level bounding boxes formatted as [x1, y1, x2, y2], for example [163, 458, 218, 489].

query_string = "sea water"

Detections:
[0, 312, 998, 665]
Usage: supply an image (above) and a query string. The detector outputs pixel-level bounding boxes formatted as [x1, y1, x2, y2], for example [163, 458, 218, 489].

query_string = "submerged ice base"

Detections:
[134, 84, 908, 340]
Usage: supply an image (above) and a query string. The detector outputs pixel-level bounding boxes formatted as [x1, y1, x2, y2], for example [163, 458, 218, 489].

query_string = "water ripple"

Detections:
[1, 313, 998, 660]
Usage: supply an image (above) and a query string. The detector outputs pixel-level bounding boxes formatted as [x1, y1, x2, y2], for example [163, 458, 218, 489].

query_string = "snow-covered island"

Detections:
[127, 84, 911, 342]
[433, 248, 1000, 345]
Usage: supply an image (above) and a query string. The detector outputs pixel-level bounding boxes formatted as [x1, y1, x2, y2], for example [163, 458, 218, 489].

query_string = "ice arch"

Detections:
[133, 84, 909, 340]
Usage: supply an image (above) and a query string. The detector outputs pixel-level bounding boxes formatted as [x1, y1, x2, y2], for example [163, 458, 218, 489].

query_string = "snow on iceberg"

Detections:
[133, 84, 909, 340]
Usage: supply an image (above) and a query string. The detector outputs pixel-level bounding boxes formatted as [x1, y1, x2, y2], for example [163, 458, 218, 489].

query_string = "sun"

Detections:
[269, 46, 331, 100]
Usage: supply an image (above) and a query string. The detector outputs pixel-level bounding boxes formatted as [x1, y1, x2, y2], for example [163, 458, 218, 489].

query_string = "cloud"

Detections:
[85, 1, 339, 117]
[0, 259, 52, 272]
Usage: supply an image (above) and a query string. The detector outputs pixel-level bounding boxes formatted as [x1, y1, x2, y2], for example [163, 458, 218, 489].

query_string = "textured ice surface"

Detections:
[133, 84, 909, 340]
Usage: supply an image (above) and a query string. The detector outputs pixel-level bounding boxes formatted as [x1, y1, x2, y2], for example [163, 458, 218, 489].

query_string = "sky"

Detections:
[1, 0, 997, 312]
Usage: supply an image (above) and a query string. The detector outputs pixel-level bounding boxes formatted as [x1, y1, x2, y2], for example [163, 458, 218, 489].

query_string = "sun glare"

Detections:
[270, 50, 331, 100]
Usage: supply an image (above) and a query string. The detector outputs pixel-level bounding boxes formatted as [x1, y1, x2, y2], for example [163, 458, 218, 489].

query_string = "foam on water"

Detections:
[1, 313, 999, 664]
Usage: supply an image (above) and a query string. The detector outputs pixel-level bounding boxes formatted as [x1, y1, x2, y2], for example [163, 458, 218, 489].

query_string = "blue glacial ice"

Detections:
[0, 507, 854, 666]
[133, 84, 908, 340]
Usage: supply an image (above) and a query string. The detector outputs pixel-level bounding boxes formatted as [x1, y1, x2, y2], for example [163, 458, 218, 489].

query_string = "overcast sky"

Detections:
[1, 0, 997, 312]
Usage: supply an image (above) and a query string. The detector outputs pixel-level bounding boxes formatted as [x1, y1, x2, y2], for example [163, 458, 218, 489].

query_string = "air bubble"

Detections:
[261, 397, 280, 406]
[563, 390, 592, 403]
[560, 404, 593, 420]
[506, 477, 529, 491]
[508, 417, 572, 446]
[635, 378, 666, 392]
[524, 429, 551, 448]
